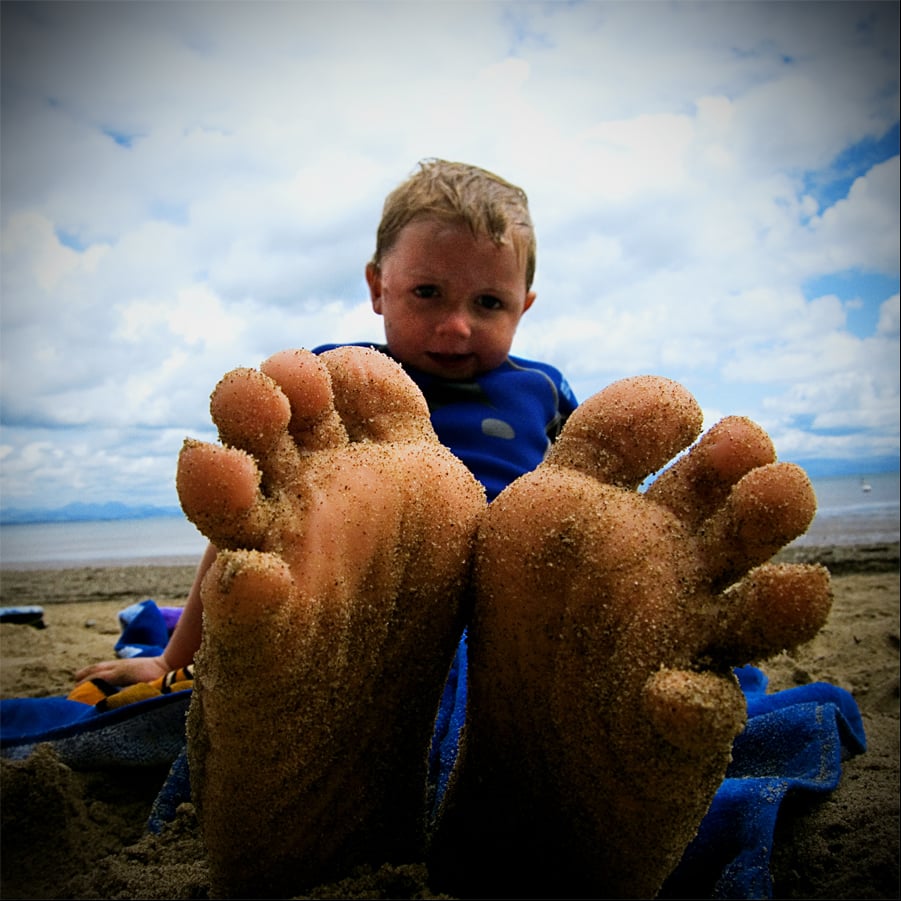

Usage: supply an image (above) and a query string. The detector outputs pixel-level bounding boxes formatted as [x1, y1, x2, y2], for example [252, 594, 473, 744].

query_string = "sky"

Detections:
[1, 0, 899, 515]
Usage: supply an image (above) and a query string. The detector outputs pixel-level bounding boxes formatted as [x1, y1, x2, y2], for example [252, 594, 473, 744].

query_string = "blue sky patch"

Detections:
[804, 122, 899, 211]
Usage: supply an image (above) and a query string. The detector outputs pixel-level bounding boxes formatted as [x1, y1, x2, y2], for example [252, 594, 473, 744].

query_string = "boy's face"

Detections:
[366, 217, 536, 380]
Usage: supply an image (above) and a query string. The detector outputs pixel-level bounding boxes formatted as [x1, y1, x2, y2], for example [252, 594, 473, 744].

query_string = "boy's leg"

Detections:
[432, 376, 832, 899]
[176, 347, 485, 899]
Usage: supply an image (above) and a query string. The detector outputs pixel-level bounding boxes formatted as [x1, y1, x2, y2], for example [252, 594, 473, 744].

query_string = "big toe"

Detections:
[547, 376, 703, 489]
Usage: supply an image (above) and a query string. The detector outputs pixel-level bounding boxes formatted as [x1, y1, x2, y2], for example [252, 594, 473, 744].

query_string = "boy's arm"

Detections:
[159, 541, 214, 669]
[73, 542, 215, 686]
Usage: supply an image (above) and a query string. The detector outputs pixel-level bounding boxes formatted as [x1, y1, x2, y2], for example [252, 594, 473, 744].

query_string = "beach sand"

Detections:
[1, 544, 898, 899]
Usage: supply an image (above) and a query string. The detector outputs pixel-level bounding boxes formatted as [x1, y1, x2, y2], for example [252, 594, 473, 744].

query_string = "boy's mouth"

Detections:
[426, 352, 474, 369]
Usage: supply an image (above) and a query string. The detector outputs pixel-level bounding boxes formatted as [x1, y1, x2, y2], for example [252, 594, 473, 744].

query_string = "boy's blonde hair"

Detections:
[373, 159, 536, 289]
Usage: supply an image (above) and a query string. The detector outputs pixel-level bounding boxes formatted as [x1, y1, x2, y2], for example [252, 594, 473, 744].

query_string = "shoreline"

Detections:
[0, 554, 201, 575]
[0, 541, 901, 592]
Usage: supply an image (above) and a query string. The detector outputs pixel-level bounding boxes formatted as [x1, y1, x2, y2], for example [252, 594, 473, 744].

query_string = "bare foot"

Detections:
[176, 347, 485, 898]
[431, 376, 832, 899]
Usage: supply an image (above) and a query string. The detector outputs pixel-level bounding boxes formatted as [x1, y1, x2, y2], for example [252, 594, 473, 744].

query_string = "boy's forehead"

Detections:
[394, 215, 529, 265]
[388, 219, 526, 276]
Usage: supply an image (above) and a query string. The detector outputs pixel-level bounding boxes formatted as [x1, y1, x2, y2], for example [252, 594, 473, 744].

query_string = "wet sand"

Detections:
[1, 543, 898, 899]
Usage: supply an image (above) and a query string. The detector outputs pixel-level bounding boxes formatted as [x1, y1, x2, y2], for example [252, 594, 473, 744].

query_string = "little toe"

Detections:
[546, 376, 703, 489]
[320, 346, 436, 444]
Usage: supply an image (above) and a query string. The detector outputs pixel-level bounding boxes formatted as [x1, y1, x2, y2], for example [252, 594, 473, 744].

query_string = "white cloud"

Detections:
[878, 294, 901, 337]
[805, 157, 901, 272]
[1, 0, 898, 511]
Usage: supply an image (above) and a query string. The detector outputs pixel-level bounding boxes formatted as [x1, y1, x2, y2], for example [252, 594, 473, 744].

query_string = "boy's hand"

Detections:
[74, 655, 170, 687]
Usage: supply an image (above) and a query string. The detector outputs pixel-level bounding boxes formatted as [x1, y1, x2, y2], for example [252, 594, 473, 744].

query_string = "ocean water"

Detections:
[0, 472, 897, 569]
[791, 470, 899, 548]
[0, 515, 208, 570]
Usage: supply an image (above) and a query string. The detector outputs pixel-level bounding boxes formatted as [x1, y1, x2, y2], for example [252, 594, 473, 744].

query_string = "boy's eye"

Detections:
[477, 295, 503, 311]
[413, 285, 439, 299]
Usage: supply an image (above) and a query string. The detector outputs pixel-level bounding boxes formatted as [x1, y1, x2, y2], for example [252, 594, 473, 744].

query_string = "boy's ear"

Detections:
[523, 290, 537, 314]
[365, 263, 383, 314]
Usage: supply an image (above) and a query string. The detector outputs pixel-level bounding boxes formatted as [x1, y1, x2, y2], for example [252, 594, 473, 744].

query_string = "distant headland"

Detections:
[0, 502, 184, 526]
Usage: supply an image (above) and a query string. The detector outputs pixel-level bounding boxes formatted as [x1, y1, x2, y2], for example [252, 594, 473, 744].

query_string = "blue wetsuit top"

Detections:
[314, 343, 579, 502]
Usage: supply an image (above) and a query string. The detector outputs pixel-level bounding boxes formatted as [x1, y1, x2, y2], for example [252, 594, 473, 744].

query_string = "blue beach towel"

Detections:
[428, 631, 469, 819]
[0, 690, 191, 768]
[0, 606, 46, 628]
[662, 665, 867, 899]
[146, 655, 867, 900]
[114, 598, 181, 658]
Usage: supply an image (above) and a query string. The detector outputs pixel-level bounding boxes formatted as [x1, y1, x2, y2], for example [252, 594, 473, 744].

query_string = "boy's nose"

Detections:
[437, 310, 472, 339]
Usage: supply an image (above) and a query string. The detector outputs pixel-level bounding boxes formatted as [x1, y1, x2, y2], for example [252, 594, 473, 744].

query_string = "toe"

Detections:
[320, 346, 436, 444]
[210, 367, 292, 455]
[176, 440, 271, 549]
[260, 349, 349, 451]
[643, 669, 746, 754]
[547, 376, 703, 489]
[645, 417, 776, 526]
[201, 550, 296, 628]
[698, 462, 818, 588]
[700, 562, 832, 662]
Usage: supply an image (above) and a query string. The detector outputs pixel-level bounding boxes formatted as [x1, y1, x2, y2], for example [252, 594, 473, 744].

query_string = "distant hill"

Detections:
[2, 461, 896, 524]
[798, 460, 898, 479]
[0, 502, 184, 525]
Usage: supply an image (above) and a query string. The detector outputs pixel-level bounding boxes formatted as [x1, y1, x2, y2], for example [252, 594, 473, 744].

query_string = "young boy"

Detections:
[75, 160, 831, 898]
[75, 159, 576, 687]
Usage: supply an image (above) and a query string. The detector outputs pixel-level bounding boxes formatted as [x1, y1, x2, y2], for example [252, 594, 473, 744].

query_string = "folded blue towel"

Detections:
[0, 691, 190, 768]
[0, 605, 46, 628]
[114, 599, 181, 659]
[662, 665, 867, 899]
